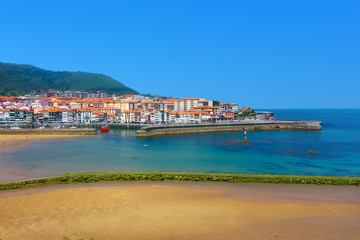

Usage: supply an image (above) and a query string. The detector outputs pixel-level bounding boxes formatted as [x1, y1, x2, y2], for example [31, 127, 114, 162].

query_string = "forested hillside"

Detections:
[0, 62, 138, 96]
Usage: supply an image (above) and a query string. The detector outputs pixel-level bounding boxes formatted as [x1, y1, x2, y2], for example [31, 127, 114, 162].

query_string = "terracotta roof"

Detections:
[180, 97, 200, 100]
[220, 103, 238, 105]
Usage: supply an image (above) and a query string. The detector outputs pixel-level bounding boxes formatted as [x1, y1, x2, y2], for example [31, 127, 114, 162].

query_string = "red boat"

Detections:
[101, 125, 109, 132]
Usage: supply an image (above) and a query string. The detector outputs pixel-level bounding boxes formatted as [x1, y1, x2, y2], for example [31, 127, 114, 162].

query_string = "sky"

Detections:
[0, 0, 359, 108]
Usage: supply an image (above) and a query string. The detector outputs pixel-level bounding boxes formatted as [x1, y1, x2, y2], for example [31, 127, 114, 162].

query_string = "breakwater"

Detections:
[135, 120, 322, 137]
[0, 128, 97, 136]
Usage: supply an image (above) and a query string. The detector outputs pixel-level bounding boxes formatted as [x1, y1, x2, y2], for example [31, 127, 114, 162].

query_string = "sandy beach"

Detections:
[0, 134, 89, 145]
[0, 182, 359, 240]
[0, 134, 90, 154]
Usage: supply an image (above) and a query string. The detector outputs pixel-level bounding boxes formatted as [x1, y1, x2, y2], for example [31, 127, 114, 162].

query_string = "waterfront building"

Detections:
[198, 100, 213, 107]
[61, 110, 73, 123]
[36, 109, 49, 123]
[219, 103, 238, 114]
[107, 113, 116, 123]
[201, 113, 217, 123]
[193, 106, 219, 115]
[0, 92, 246, 125]
[153, 110, 167, 123]
[99, 107, 121, 115]
[130, 109, 143, 123]
[224, 112, 235, 120]
[121, 110, 132, 123]
[0, 109, 10, 121]
[175, 97, 200, 112]
[256, 111, 275, 120]
[179, 111, 201, 124]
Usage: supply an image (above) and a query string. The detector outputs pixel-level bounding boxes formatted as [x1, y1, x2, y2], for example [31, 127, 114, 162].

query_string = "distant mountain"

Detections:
[0, 62, 139, 96]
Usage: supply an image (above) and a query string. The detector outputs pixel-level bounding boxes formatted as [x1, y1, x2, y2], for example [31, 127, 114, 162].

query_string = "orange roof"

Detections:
[194, 106, 218, 109]
[100, 107, 120, 110]
[121, 100, 140, 103]
[220, 103, 238, 105]
[180, 97, 200, 100]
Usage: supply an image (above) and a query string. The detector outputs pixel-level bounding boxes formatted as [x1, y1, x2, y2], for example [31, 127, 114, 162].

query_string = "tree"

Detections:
[213, 100, 220, 106]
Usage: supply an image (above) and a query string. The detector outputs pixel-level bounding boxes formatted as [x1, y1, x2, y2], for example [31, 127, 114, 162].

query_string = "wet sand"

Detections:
[0, 134, 88, 148]
[0, 134, 90, 155]
[0, 182, 359, 240]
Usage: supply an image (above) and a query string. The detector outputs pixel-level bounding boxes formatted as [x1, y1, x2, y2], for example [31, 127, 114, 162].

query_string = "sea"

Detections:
[1, 109, 360, 180]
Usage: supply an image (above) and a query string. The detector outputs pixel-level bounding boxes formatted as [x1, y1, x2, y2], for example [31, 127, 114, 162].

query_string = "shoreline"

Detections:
[0, 134, 95, 153]
[0, 128, 97, 153]
[0, 128, 97, 135]
[0, 182, 359, 240]
[1, 171, 359, 190]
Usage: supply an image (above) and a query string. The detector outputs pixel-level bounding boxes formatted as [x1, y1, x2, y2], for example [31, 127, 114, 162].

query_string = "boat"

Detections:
[101, 124, 109, 132]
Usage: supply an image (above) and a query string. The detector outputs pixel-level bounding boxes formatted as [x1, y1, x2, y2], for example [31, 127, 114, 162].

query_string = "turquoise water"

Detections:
[1, 109, 360, 179]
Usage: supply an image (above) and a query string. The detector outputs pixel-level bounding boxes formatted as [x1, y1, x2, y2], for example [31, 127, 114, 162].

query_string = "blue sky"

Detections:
[0, 0, 359, 108]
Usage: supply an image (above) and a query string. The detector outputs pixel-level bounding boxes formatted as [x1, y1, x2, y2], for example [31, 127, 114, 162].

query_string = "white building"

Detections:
[178, 111, 201, 124]
[219, 103, 238, 114]
[175, 98, 200, 112]
[0, 109, 10, 121]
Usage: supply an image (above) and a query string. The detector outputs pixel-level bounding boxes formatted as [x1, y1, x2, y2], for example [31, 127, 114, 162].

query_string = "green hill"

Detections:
[0, 62, 139, 96]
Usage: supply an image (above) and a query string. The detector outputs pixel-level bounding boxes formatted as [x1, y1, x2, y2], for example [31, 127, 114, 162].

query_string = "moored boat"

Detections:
[101, 124, 109, 132]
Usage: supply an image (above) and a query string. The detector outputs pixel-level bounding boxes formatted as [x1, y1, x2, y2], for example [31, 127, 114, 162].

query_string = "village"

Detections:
[0, 89, 274, 126]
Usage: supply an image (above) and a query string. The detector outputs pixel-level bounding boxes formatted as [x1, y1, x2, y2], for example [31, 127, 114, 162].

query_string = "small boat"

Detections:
[101, 124, 109, 132]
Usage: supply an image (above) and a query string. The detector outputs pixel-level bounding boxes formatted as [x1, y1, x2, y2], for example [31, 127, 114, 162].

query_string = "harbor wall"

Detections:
[0, 128, 97, 136]
[136, 121, 322, 137]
